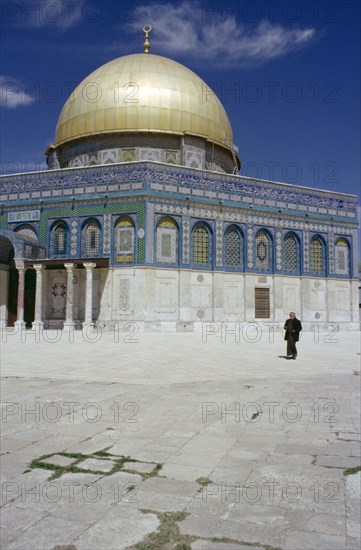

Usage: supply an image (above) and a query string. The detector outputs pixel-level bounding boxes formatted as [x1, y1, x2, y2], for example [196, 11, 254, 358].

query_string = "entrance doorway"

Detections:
[0, 236, 17, 326]
[24, 268, 36, 327]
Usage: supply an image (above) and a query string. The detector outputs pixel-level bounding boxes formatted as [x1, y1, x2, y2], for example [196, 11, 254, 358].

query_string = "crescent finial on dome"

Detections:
[143, 24, 152, 54]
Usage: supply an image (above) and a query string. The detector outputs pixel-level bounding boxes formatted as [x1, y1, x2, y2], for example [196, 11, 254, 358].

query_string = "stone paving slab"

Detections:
[346, 519, 361, 540]
[7, 474, 100, 514]
[40, 455, 77, 467]
[73, 506, 159, 549]
[0, 506, 49, 542]
[315, 455, 361, 468]
[0, 452, 50, 484]
[283, 530, 347, 550]
[245, 470, 346, 514]
[77, 458, 116, 472]
[0, 527, 21, 548]
[209, 465, 254, 484]
[122, 461, 156, 474]
[229, 503, 286, 524]
[140, 476, 198, 496]
[347, 536, 361, 549]
[160, 463, 212, 482]
[5, 516, 90, 550]
[284, 509, 345, 536]
[346, 500, 361, 523]
[338, 432, 361, 442]
[345, 472, 361, 499]
[191, 541, 264, 550]
[180, 514, 287, 548]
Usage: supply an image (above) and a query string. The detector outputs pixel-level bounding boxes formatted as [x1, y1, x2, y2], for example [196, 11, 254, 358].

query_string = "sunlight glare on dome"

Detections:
[55, 53, 234, 151]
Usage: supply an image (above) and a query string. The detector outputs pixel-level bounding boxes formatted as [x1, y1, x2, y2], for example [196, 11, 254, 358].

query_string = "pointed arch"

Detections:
[310, 235, 326, 275]
[283, 232, 301, 274]
[115, 215, 135, 263]
[224, 225, 244, 270]
[192, 222, 212, 266]
[335, 237, 350, 276]
[82, 218, 101, 257]
[13, 224, 38, 242]
[51, 220, 69, 257]
[156, 216, 179, 264]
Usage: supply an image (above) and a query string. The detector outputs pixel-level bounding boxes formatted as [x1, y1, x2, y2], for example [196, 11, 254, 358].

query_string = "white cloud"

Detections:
[18, 0, 83, 30]
[0, 76, 35, 109]
[130, 1, 317, 67]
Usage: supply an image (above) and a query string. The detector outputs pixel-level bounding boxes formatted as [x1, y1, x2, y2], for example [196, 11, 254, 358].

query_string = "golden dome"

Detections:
[55, 53, 234, 150]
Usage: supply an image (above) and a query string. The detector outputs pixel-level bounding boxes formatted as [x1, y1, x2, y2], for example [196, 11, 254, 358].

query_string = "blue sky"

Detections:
[0, 0, 360, 204]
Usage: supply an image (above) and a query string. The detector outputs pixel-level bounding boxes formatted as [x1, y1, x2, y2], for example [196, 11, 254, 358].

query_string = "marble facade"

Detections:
[0, 161, 358, 331]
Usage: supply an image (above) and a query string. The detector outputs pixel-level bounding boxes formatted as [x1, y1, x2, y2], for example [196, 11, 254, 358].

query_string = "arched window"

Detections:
[225, 226, 243, 269]
[115, 216, 135, 263]
[52, 222, 68, 256]
[193, 223, 211, 265]
[255, 230, 272, 272]
[156, 217, 178, 264]
[83, 219, 101, 256]
[283, 233, 300, 274]
[310, 236, 325, 274]
[335, 238, 350, 276]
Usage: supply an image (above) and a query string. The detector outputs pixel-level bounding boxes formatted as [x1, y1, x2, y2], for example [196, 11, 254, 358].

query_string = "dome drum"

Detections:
[47, 131, 240, 173]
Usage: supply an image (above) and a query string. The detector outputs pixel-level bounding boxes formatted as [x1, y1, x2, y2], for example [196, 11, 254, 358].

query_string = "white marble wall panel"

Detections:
[38, 267, 360, 329]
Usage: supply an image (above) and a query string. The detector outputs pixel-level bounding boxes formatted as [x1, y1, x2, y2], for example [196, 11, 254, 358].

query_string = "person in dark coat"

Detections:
[284, 312, 302, 359]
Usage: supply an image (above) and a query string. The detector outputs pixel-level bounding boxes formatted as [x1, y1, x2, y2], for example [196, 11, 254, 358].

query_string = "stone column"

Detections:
[32, 264, 45, 330]
[64, 263, 77, 330]
[14, 261, 26, 330]
[83, 262, 96, 328]
[0, 265, 9, 329]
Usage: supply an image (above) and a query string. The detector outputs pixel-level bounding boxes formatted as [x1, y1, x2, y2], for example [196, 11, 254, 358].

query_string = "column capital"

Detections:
[14, 259, 25, 270]
[64, 263, 77, 271]
[34, 264, 45, 271]
[83, 262, 96, 270]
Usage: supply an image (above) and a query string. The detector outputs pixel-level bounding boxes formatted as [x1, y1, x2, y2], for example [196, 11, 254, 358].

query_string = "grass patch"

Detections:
[344, 465, 361, 476]
[147, 463, 163, 478]
[352, 370, 360, 375]
[29, 451, 109, 479]
[93, 449, 113, 457]
[196, 476, 212, 492]
[196, 477, 212, 486]
[127, 510, 194, 550]
[210, 537, 282, 549]
[28, 451, 163, 480]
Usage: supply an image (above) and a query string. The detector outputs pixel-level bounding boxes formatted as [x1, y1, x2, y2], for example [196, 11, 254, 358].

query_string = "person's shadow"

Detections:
[278, 355, 292, 360]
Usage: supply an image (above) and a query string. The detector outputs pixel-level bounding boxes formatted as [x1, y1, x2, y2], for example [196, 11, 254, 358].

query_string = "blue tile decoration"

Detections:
[0, 161, 357, 213]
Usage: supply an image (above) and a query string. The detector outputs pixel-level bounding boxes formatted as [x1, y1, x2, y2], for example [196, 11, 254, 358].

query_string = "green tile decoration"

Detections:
[40, 203, 145, 263]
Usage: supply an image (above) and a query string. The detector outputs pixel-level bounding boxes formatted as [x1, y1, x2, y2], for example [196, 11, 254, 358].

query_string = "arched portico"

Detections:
[0, 230, 41, 329]
[0, 235, 15, 327]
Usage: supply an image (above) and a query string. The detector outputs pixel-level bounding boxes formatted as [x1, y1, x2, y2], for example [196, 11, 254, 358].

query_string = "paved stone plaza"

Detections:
[1, 326, 360, 550]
